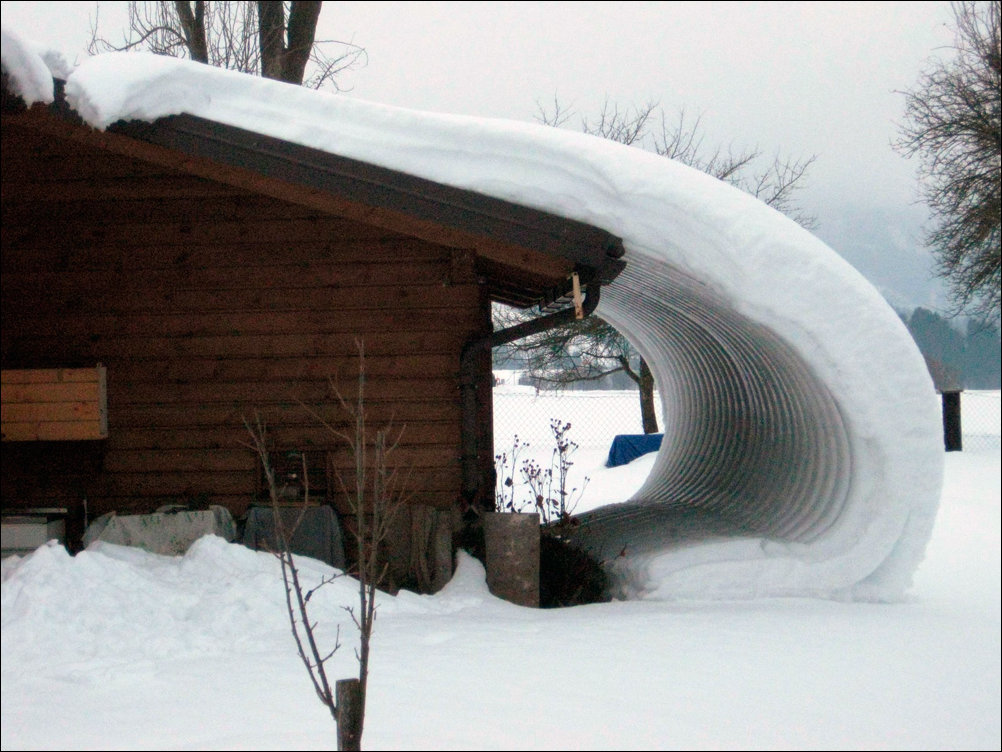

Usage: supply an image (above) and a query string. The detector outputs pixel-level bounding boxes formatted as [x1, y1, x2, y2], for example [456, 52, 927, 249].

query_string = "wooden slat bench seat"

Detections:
[1, 366, 108, 441]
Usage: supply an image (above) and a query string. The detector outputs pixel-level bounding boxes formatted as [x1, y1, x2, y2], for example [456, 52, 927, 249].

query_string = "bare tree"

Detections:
[494, 306, 661, 433]
[497, 99, 817, 433]
[896, 0, 1001, 318]
[245, 415, 342, 726]
[245, 342, 408, 750]
[89, 1, 366, 89]
[537, 98, 817, 228]
[302, 345, 409, 717]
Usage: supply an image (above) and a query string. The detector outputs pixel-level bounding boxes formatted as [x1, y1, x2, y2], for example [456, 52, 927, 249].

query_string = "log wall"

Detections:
[2, 128, 493, 544]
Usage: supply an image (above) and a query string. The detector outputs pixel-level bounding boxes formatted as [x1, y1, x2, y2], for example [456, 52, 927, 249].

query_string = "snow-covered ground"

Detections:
[2, 393, 999, 750]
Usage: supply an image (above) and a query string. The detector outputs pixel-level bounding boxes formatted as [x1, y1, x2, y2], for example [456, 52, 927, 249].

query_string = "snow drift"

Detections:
[1, 28, 944, 601]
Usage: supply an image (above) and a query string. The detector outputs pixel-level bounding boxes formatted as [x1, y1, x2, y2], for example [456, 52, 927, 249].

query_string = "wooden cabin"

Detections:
[1, 76, 623, 587]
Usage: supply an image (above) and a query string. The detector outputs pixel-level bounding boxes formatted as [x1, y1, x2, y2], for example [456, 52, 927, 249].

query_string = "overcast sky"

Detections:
[1, 1, 959, 309]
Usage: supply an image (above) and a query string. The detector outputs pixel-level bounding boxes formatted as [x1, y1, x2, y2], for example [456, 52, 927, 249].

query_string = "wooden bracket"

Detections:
[572, 271, 584, 320]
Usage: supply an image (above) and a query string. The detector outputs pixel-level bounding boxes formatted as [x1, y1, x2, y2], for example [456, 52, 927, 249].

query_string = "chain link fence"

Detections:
[491, 382, 658, 513]
[958, 390, 1001, 452]
[493, 387, 657, 454]
[491, 373, 660, 506]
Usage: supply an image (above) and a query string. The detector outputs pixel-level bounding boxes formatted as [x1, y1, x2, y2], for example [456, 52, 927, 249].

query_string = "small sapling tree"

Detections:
[246, 341, 407, 751]
[245, 415, 342, 724]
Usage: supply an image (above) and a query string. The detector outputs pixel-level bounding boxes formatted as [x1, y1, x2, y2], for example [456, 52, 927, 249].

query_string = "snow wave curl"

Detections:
[1, 36, 944, 600]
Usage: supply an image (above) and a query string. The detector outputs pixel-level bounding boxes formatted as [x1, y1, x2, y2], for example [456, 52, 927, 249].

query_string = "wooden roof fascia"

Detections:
[138, 114, 630, 306]
[2, 89, 626, 304]
[2, 106, 567, 279]
[113, 113, 625, 271]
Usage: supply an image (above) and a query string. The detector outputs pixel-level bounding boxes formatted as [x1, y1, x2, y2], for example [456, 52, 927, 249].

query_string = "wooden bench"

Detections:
[1, 366, 108, 441]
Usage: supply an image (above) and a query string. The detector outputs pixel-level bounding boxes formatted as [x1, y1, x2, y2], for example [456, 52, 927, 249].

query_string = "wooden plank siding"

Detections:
[1, 366, 108, 441]
[1, 126, 494, 532]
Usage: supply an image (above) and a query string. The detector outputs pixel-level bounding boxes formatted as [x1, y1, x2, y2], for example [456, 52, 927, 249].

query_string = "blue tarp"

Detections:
[606, 433, 664, 467]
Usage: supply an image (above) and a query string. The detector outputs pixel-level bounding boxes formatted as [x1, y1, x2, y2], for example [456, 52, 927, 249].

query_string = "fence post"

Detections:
[941, 390, 963, 452]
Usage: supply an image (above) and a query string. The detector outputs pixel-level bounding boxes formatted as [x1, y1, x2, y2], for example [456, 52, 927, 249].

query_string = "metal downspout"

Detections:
[459, 283, 602, 512]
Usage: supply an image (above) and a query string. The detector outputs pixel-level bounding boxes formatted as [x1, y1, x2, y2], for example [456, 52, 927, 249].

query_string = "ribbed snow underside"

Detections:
[573, 255, 863, 596]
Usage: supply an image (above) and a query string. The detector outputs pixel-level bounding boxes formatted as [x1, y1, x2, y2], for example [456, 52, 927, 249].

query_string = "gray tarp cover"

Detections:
[241, 506, 346, 569]
[83, 506, 237, 555]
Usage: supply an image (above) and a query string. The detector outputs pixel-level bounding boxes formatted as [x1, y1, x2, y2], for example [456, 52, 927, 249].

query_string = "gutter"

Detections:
[459, 280, 603, 513]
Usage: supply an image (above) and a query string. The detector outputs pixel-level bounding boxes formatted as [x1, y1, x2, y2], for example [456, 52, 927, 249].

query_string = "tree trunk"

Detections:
[336, 678, 362, 751]
[174, 0, 208, 63]
[257, 1, 286, 80]
[258, 1, 322, 84]
[284, 1, 323, 84]
[638, 356, 659, 434]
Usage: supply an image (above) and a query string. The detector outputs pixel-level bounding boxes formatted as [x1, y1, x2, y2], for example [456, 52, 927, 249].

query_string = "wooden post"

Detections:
[336, 678, 362, 751]
[484, 512, 540, 607]
[941, 390, 963, 452]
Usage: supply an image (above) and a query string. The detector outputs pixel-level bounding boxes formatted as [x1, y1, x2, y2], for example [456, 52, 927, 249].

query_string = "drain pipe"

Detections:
[460, 281, 602, 512]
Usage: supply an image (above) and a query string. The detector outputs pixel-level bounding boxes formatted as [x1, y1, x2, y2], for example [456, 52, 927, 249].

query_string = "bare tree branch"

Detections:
[89, 1, 365, 90]
[243, 413, 340, 723]
[895, 0, 1001, 318]
[243, 341, 410, 748]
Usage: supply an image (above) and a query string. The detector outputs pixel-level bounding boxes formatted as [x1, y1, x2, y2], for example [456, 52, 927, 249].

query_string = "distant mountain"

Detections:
[813, 202, 949, 312]
[809, 203, 1001, 389]
[898, 308, 1001, 390]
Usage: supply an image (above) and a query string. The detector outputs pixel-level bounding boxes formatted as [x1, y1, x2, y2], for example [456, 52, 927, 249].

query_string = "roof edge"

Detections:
[112, 112, 625, 276]
[2, 72, 626, 303]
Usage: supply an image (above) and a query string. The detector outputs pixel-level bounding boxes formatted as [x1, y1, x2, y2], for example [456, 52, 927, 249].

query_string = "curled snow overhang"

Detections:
[0, 35, 945, 601]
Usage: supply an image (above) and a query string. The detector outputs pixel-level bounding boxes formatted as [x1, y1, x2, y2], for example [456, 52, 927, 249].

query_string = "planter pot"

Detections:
[483, 511, 540, 607]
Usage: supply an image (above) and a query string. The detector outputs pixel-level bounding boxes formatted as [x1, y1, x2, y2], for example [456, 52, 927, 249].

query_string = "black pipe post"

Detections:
[941, 390, 963, 452]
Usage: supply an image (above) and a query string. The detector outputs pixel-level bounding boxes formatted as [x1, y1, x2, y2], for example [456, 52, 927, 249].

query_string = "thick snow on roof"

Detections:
[0, 29, 944, 601]
[0, 26, 56, 105]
